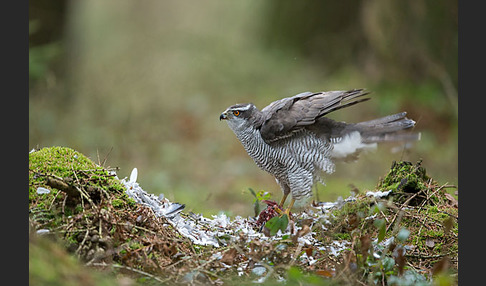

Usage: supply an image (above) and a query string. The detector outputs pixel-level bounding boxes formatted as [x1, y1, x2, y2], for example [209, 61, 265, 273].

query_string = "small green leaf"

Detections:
[287, 266, 304, 281]
[396, 228, 410, 243]
[265, 214, 289, 236]
[370, 202, 386, 215]
[256, 190, 271, 201]
[382, 256, 395, 272]
[373, 218, 384, 228]
[247, 187, 257, 198]
[374, 218, 386, 243]
[253, 201, 260, 217]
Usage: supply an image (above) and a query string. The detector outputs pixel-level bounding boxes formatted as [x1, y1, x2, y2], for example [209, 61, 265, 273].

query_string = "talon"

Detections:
[282, 207, 292, 218]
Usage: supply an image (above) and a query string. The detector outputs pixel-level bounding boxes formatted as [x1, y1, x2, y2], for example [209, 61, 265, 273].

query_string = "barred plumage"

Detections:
[220, 89, 419, 209]
[234, 126, 334, 200]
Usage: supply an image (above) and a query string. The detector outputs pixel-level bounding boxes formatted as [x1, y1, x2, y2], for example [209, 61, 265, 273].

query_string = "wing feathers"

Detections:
[260, 89, 370, 142]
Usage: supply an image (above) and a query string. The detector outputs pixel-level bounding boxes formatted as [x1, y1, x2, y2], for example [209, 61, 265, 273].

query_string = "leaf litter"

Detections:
[29, 147, 458, 285]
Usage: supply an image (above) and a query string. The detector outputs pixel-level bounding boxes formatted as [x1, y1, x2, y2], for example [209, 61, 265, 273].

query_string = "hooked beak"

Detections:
[219, 112, 227, 121]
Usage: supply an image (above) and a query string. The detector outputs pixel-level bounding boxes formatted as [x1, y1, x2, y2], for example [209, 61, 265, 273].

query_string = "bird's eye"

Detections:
[233, 110, 240, 116]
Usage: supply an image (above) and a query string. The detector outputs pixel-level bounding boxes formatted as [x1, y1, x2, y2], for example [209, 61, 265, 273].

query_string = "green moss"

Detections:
[377, 160, 429, 193]
[331, 198, 372, 219]
[422, 229, 444, 239]
[323, 198, 377, 242]
[376, 160, 436, 206]
[29, 146, 199, 284]
[29, 146, 125, 202]
[74, 204, 83, 213]
[111, 193, 137, 209]
[111, 198, 125, 208]
[30, 147, 98, 185]
[333, 232, 351, 241]
[426, 205, 439, 214]
[129, 241, 144, 250]
[29, 146, 136, 233]
[399, 203, 458, 258]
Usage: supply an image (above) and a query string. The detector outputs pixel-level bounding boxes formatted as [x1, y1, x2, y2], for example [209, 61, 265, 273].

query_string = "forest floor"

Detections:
[29, 147, 458, 285]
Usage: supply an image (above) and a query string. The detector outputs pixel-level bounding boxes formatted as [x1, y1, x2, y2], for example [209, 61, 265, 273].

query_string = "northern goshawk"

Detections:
[220, 89, 419, 212]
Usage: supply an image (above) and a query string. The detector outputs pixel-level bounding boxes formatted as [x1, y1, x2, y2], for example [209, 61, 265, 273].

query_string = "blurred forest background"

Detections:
[29, 0, 457, 217]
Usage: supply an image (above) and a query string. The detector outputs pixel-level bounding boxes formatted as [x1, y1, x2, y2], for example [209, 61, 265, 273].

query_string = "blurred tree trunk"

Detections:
[29, 0, 68, 88]
[261, 0, 457, 97]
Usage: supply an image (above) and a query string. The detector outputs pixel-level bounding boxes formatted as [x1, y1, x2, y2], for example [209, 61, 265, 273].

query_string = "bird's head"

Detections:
[220, 103, 258, 131]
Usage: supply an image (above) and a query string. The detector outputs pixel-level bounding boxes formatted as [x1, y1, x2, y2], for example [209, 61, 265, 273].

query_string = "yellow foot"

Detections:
[286, 198, 295, 216]
[275, 198, 295, 218]
[283, 207, 291, 216]
[281, 207, 292, 219]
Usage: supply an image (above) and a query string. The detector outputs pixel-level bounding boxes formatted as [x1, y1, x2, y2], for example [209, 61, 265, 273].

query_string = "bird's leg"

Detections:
[274, 193, 289, 215]
[279, 193, 289, 208]
[283, 198, 295, 217]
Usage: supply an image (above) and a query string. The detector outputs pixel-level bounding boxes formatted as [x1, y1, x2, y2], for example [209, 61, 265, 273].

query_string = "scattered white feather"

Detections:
[129, 167, 138, 183]
[118, 167, 372, 250]
[251, 265, 267, 276]
[36, 229, 50, 235]
[366, 189, 393, 198]
[36, 187, 51, 194]
[328, 240, 351, 256]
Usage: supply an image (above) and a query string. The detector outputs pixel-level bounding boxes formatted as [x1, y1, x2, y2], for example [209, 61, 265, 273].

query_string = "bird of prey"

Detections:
[220, 89, 419, 214]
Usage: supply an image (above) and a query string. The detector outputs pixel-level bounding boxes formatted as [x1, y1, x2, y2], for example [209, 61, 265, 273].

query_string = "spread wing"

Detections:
[259, 89, 370, 143]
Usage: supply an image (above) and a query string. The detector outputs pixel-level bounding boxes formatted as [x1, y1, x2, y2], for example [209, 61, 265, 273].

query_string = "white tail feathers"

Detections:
[331, 131, 377, 159]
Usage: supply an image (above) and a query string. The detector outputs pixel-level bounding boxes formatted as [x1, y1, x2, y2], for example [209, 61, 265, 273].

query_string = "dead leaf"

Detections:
[348, 184, 360, 196]
[293, 224, 311, 244]
[298, 224, 311, 237]
[305, 247, 313, 257]
[348, 213, 359, 230]
[162, 243, 178, 256]
[395, 247, 406, 275]
[221, 248, 237, 265]
[444, 193, 458, 207]
[315, 269, 334, 278]
[359, 234, 371, 256]
[443, 216, 454, 235]
[432, 256, 450, 275]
